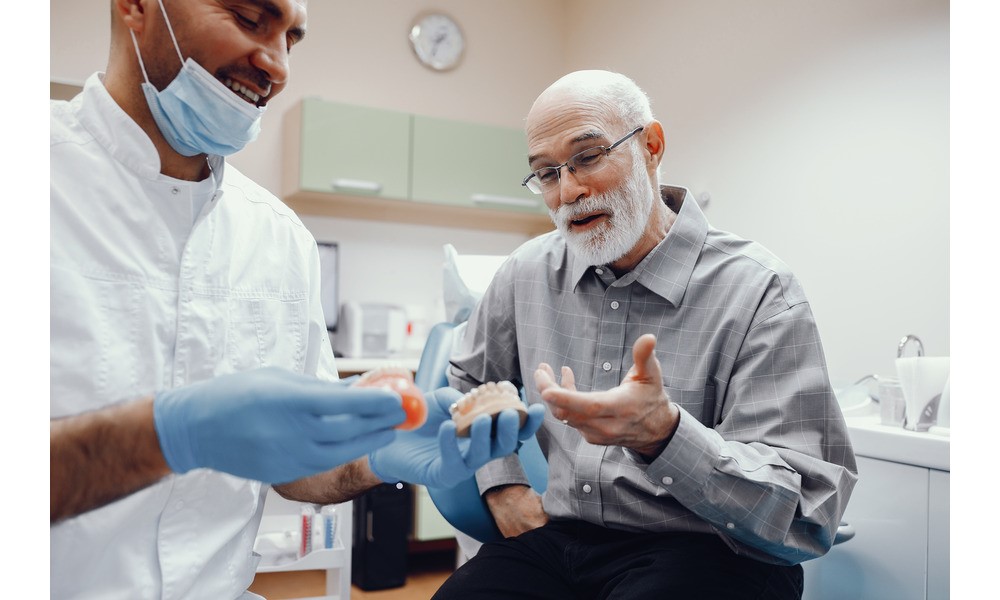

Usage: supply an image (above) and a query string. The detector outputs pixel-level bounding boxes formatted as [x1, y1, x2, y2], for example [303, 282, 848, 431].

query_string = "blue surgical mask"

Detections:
[129, 0, 266, 157]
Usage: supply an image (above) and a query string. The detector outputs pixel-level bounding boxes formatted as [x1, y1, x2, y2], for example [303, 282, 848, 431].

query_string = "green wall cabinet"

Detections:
[411, 115, 544, 215]
[282, 99, 552, 235]
[288, 98, 411, 200]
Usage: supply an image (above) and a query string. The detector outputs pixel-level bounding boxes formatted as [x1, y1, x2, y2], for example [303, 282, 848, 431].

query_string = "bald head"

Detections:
[527, 70, 654, 134]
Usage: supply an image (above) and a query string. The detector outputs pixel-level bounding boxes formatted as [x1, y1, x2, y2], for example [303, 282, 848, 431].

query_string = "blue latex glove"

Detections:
[368, 386, 546, 488]
[153, 367, 405, 483]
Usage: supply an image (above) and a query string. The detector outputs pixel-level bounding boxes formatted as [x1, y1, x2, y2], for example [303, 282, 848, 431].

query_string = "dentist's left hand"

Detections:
[368, 386, 546, 489]
[153, 367, 405, 484]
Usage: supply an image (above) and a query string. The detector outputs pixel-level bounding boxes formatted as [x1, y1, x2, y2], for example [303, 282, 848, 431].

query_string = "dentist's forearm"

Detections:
[273, 457, 383, 505]
[51, 397, 171, 523]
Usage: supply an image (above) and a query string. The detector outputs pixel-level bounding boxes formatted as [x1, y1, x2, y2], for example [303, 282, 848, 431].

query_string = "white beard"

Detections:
[550, 154, 655, 267]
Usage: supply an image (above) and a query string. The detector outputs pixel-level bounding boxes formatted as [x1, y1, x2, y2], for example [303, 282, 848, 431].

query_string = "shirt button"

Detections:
[171, 187, 180, 195]
[726, 522, 735, 530]
[602, 362, 612, 371]
[582, 484, 592, 494]
[661, 476, 673, 485]
[595, 268, 604, 275]
[611, 301, 620, 310]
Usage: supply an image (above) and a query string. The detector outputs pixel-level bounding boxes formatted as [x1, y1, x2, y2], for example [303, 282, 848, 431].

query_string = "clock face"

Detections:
[409, 13, 465, 72]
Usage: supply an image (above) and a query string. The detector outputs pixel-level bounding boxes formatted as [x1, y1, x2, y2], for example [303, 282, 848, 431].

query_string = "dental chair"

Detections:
[414, 319, 855, 553]
[414, 320, 548, 544]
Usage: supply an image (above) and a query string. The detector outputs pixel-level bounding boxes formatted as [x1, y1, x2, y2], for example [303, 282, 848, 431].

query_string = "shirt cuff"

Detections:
[639, 405, 725, 500]
[474, 454, 530, 496]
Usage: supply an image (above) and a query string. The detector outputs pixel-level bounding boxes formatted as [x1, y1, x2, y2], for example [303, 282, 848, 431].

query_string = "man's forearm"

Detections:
[51, 397, 172, 523]
[273, 456, 383, 505]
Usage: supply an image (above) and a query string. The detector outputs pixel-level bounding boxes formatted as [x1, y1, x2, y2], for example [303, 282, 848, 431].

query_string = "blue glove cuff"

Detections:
[367, 450, 400, 485]
[153, 390, 198, 474]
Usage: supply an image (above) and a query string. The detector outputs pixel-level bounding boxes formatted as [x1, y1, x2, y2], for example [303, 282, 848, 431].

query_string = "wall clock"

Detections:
[409, 12, 465, 72]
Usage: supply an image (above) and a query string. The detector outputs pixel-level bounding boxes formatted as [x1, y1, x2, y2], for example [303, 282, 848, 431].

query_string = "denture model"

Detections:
[353, 366, 428, 431]
[449, 381, 528, 437]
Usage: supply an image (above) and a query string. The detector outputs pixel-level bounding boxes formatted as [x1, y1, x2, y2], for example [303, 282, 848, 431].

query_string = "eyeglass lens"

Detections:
[523, 126, 642, 194]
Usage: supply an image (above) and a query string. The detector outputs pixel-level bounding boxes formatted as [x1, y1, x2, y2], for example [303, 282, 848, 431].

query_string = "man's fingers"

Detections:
[534, 365, 557, 393]
[559, 366, 577, 391]
[630, 334, 662, 383]
[541, 386, 611, 420]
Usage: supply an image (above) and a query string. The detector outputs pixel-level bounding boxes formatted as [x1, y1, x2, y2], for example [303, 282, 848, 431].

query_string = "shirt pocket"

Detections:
[52, 274, 151, 412]
[225, 297, 308, 373]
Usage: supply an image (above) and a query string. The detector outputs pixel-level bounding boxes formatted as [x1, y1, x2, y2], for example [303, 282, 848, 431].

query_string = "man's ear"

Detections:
[116, 0, 149, 35]
[644, 120, 665, 171]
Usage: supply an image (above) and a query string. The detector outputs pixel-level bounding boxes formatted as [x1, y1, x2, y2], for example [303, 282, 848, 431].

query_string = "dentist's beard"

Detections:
[550, 157, 655, 267]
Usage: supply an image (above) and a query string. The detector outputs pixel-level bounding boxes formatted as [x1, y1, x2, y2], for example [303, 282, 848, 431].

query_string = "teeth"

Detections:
[225, 79, 261, 104]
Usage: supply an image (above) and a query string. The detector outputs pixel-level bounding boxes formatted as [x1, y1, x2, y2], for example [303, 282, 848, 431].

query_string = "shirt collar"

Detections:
[76, 72, 225, 185]
[567, 185, 709, 306]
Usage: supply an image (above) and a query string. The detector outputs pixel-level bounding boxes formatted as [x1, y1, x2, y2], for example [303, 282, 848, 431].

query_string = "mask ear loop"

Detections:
[154, 0, 186, 66]
[128, 0, 185, 85]
[128, 29, 153, 85]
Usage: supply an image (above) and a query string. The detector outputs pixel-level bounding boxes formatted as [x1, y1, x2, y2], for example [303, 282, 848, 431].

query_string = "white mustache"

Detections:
[554, 197, 614, 222]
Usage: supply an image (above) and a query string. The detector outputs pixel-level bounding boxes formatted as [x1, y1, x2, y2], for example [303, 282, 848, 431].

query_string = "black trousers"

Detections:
[433, 520, 803, 600]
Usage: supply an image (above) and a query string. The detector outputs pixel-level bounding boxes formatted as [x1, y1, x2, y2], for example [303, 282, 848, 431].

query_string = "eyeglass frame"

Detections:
[521, 125, 645, 194]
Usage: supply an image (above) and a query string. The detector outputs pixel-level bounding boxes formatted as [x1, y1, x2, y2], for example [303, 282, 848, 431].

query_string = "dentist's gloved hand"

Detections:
[154, 367, 405, 483]
[367, 386, 546, 489]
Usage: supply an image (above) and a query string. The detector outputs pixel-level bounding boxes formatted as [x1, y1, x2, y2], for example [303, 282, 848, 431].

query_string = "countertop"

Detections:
[845, 414, 950, 471]
[335, 356, 422, 376]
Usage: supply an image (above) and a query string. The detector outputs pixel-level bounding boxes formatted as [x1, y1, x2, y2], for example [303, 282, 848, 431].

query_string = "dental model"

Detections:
[449, 381, 527, 437]
[353, 366, 427, 430]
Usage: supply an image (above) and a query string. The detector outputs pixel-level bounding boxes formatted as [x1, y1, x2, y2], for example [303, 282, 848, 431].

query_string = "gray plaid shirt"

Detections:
[448, 185, 857, 566]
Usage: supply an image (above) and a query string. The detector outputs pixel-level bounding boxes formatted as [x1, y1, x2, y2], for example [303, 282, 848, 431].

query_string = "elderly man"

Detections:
[435, 70, 857, 599]
[50, 1, 542, 598]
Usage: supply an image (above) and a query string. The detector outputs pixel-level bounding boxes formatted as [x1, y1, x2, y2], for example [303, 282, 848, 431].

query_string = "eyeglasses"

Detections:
[521, 126, 644, 195]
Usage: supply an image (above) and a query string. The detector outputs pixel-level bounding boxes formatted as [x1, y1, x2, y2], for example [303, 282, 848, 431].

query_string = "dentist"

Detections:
[49, 1, 544, 598]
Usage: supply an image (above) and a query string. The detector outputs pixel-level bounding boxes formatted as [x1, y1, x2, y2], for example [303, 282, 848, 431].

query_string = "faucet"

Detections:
[897, 334, 925, 358]
[852, 373, 880, 402]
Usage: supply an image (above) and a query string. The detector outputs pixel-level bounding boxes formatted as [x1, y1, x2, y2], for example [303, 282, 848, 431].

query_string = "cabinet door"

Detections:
[926, 470, 949, 600]
[410, 115, 545, 214]
[296, 99, 411, 200]
[802, 456, 929, 600]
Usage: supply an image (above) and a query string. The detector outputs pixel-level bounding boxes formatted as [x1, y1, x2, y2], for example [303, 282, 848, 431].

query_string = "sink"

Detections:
[836, 380, 879, 418]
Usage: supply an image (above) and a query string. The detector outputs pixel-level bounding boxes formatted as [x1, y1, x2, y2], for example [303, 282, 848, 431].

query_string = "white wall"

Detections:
[51, 0, 949, 384]
[566, 0, 949, 386]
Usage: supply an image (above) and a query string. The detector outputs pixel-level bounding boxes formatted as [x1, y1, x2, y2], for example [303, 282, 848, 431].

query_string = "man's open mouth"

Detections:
[570, 212, 607, 228]
[224, 78, 263, 106]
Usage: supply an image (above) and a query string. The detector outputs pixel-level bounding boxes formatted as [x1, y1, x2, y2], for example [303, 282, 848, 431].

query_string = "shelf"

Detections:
[284, 190, 554, 236]
[256, 513, 348, 573]
[256, 546, 347, 574]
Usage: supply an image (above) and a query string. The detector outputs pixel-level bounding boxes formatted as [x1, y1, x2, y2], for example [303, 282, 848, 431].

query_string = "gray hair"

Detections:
[599, 73, 654, 130]
[586, 72, 659, 185]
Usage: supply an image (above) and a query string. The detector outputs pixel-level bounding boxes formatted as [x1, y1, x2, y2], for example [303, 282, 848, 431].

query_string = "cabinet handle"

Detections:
[366, 510, 374, 543]
[331, 178, 382, 194]
[470, 194, 540, 209]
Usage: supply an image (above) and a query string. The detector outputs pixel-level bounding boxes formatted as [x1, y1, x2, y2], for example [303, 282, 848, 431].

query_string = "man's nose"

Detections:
[251, 39, 289, 86]
[556, 167, 588, 207]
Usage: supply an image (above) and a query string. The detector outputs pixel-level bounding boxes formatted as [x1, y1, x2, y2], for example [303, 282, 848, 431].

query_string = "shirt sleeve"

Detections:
[641, 301, 858, 564]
